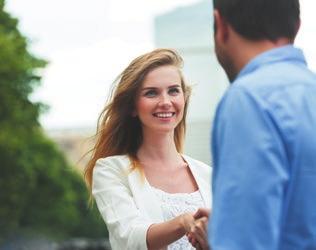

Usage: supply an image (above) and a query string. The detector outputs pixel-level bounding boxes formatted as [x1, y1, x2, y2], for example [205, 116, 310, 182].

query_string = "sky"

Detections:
[5, 0, 316, 130]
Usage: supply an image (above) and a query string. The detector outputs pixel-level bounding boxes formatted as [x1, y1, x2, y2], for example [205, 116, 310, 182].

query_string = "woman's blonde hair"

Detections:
[84, 48, 191, 191]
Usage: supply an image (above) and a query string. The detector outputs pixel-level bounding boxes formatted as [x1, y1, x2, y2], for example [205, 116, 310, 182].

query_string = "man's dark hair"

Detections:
[213, 0, 300, 41]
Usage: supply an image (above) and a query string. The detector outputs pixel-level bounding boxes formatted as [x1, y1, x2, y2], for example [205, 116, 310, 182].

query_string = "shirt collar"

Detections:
[236, 45, 307, 80]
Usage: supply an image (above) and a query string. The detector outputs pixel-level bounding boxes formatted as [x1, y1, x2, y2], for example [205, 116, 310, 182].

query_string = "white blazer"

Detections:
[92, 154, 212, 250]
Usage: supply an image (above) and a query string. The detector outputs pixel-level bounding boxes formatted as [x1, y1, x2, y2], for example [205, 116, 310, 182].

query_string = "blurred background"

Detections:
[1, 0, 315, 249]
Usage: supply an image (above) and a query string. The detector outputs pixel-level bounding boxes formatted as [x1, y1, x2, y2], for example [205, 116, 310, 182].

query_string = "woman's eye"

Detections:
[169, 88, 180, 95]
[144, 90, 157, 97]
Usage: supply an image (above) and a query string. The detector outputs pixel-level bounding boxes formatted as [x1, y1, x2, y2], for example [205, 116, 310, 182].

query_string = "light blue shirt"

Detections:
[209, 45, 316, 250]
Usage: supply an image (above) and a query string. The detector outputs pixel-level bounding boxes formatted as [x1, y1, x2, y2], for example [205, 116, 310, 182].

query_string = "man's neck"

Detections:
[233, 37, 292, 78]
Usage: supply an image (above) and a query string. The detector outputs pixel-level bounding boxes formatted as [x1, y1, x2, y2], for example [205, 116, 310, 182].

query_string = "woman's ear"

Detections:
[184, 92, 189, 102]
[184, 85, 191, 102]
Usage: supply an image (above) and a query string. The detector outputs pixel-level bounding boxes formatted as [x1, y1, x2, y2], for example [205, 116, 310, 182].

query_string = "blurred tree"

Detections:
[0, 0, 107, 243]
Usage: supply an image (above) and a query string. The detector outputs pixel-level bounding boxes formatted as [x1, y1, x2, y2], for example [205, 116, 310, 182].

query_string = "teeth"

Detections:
[155, 112, 173, 118]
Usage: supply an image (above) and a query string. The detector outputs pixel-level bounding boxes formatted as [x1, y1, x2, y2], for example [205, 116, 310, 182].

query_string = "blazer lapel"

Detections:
[128, 169, 164, 223]
[182, 155, 212, 208]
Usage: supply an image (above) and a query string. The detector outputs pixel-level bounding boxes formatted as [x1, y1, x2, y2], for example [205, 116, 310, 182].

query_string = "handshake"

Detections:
[182, 208, 211, 250]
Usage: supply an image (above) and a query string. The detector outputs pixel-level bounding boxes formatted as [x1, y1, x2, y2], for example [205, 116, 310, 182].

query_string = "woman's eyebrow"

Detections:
[141, 87, 157, 90]
[141, 84, 180, 91]
[168, 84, 181, 88]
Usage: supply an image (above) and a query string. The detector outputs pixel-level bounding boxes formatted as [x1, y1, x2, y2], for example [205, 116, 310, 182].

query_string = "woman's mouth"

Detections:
[153, 112, 175, 118]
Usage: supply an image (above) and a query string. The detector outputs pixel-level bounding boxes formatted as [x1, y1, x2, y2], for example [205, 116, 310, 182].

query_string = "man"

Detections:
[209, 0, 316, 249]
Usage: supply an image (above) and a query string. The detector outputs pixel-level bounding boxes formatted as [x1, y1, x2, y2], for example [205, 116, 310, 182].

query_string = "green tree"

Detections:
[0, 0, 107, 243]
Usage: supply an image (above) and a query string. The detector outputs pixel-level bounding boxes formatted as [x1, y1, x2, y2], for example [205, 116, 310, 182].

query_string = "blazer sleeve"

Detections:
[92, 156, 153, 250]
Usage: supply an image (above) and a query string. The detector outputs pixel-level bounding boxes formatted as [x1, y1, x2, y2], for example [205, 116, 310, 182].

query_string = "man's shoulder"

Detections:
[234, 61, 316, 97]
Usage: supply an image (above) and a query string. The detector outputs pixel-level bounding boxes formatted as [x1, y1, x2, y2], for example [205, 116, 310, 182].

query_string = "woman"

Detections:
[84, 48, 211, 250]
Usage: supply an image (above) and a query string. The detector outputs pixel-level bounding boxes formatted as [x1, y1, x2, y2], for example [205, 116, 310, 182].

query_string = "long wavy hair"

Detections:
[84, 48, 191, 192]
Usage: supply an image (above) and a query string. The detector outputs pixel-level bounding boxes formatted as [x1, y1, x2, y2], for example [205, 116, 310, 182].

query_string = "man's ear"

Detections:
[214, 10, 229, 43]
[294, 18, 301, 39]
[131, 110, 137, 117]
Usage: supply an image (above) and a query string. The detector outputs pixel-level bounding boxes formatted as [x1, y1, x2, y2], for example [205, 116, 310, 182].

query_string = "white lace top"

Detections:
[151, 186, 205, 250]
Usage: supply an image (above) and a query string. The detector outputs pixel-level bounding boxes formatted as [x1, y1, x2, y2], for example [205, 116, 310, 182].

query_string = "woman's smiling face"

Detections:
[134, 65, 185, 134]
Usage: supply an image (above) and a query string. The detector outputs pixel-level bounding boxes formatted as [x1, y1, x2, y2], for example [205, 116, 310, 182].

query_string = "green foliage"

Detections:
[0, 0, 107, 243]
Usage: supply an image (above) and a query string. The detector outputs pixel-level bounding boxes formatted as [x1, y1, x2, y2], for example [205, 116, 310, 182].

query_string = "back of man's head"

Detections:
[213, 0, 300, 41]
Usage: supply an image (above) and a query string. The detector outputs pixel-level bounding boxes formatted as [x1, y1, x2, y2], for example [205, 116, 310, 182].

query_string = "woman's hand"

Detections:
[146, 211, 209, 249]
[187, 216, 209, 250]
[186, 208, 211, 250]
[147, 212, 195, 249]
[179, 212, 196, 234]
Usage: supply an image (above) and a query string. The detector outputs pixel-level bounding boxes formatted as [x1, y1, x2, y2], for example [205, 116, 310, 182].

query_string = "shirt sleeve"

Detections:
[209, 87, 289, 250]
[92, 157, 152, 250]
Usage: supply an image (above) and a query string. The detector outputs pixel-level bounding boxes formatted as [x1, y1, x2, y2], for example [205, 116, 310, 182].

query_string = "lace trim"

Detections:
[151, 186, 205, 250]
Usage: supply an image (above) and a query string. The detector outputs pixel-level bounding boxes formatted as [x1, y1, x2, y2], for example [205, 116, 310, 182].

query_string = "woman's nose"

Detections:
[158, 93, 172, 108]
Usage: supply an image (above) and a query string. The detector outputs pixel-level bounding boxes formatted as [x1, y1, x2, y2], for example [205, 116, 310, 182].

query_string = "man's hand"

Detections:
[186, 208, 211, 250]
[194, 208, 211, 220]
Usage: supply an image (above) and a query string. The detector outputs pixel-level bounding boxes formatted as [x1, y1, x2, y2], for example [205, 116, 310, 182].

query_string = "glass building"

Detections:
[155, 0, 228, 164]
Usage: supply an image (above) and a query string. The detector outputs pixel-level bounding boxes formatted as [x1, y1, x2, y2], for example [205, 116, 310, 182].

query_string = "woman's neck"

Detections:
[137, 130, 182, 169]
